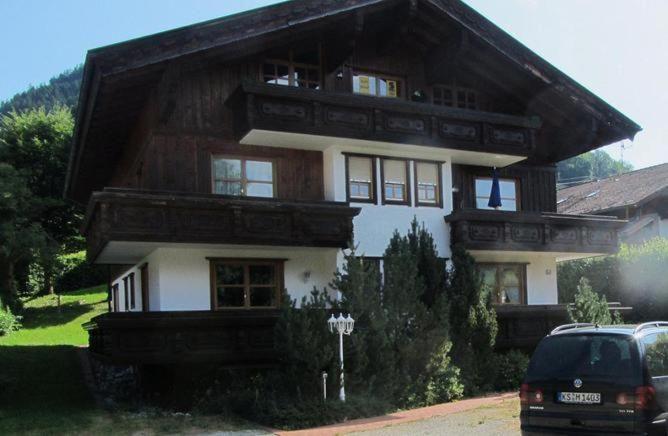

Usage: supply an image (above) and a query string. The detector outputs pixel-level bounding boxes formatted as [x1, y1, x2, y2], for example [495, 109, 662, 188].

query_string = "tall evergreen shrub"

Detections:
[333, 221, 463, 406]
[446, 244, 498, 393]
[567, 277, 622, 325]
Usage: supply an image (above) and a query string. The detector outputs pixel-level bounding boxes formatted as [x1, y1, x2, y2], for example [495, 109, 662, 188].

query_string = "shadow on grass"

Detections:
[18, 302, 99, 329]
[0, 345, 98, 434]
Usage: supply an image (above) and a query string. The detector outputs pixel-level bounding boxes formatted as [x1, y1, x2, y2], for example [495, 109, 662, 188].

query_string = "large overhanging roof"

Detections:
[65, 0, 641, 204]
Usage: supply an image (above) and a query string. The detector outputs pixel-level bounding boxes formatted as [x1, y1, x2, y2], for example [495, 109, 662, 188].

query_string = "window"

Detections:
[352, 71, 402, 98]
[643, 333, 668, 378]
[122, 276, 129, 311]
[262, 49, 320, 89]
[433, 85, 477, 110]
[129, 273, 136, 310]
[346, 155, 375, 203]
[212, 157, 275, 198]
[527, 335, 640, 385]
[210, 260, 283, 309]
[381, 158, 410, 205]
[478, 263, 526, 304]
[112, 284, 119, 312]
[475, 177, 519, 211]
[140, 263, 149, 312]
[415, 161, 441, 207]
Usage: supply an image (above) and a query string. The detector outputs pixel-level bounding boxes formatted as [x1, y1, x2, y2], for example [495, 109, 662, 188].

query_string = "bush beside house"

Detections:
[559, 238, 668, 321]
[193, 221, 525, 429]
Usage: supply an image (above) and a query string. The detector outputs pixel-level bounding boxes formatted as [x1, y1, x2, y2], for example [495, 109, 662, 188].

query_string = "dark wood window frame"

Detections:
[208, 258, 285, 310]
[140, 263, 149, 312]
[129, 272, 136, 310]
[122, 276, 129, 311]
[261, 48, 322, 89]
[112, 284, 119, 312]
[211, 155, 277, 198]
[477, 262, 528, 305]
[414, 160, 443, 208]
[432, 84, 478, 110]
[351, 69, 405, 99]
[474, 176, 521, 211]
[380, 157, 411, 206]
[344, 154, 377, 204]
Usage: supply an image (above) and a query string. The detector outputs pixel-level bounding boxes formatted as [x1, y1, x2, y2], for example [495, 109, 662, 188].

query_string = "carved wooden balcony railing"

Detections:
[227, 82, 542, 157]
[82, 188, 361, 261]
[445, 209, 626, 253]
[83, 310, 280, 365]
[495, 303, 632, 350]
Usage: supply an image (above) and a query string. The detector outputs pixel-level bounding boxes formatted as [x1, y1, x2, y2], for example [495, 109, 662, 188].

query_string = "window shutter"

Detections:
[349, 157, 373, 182]
[417, 162, 438, 185]
[383, 160, 406, 184]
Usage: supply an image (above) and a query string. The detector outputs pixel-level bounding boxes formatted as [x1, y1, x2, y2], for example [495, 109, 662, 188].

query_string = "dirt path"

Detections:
[348, 397, 520, 435]
[274, 392, 517, 436]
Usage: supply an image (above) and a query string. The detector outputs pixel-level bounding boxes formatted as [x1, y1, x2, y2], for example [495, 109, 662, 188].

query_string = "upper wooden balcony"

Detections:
[82, 188, 360, 262]
[445, 209, 626, 254]
[227, 82, 542, 166]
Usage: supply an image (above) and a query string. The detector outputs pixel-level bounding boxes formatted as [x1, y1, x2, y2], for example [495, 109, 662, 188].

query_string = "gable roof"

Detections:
[557, 163, 668, 215]
[65, 0, 642, 204]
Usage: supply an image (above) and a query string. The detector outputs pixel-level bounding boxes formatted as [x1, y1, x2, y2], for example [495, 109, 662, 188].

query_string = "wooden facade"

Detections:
[452, 164, 557, 213]
[495, 303, 631, 350]
[446, 209, 625, 253]
[84, 310, 280, 365]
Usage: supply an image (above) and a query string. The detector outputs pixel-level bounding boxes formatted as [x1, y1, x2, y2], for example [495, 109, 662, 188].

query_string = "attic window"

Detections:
[433, 85, 478, 110]
[352, 71, 402, 98]
[262, 48, 320, 89]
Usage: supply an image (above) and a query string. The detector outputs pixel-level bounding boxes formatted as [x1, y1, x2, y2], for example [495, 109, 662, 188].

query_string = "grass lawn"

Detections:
[0, 286, 259, 435]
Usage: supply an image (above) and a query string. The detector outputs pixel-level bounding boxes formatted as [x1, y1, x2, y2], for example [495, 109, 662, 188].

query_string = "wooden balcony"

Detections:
[83, 310, 280, 365]
[82, 188, 360, 262]
[227, 82, 541, 163]
[495, 303, 631, 350]
[445, 209, 625, 254]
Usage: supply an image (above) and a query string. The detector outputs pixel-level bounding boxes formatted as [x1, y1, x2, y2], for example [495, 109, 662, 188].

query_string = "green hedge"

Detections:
[558, 238, 668, 321]
[55, 251, 107, 294]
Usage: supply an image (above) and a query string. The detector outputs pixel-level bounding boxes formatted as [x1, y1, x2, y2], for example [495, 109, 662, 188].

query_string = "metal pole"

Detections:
[339, 330, 345, 401]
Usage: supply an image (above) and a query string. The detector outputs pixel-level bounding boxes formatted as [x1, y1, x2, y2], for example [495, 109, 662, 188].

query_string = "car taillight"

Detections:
[520, 383, 544, 405]
[616, 392, 630, 406]
[635, 386, 656, 410]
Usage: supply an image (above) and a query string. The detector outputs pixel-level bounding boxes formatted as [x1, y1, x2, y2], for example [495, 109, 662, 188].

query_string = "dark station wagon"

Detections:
[521, 322, 668, 435]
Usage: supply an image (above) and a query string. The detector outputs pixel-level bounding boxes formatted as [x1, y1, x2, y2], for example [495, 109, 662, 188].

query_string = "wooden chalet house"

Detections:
[558, 163, 668, 245]
[67, 0, 640, 364]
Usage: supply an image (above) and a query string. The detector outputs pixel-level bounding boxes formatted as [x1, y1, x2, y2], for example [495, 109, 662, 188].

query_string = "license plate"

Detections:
[558, 392, 602, 404]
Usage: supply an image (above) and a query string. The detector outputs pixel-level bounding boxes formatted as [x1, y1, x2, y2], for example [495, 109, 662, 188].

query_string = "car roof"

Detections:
[550, 324, 668, 338]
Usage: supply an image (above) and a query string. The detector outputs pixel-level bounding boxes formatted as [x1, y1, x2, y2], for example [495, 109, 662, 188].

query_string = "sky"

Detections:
[0, 0, 666, 170]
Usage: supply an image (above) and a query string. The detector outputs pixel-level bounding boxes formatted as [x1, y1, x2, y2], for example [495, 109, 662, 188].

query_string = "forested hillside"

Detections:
[0, 66, 83, 114]
[557, 149, 633, 186]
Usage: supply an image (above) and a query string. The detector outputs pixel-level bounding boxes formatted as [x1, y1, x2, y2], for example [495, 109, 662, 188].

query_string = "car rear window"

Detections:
[526, 334, 641, 384]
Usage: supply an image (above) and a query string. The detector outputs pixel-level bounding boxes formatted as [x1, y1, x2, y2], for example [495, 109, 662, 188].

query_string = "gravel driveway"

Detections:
[348, 397, 520, 436]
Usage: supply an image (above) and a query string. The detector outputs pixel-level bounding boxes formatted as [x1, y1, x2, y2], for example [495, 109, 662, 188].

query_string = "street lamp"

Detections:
[327, 313, 355, 402]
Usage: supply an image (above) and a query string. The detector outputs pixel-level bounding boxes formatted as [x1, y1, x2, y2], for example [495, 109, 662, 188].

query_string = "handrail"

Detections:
[634, 322, 668, 334]
[550, 323, 596, 335]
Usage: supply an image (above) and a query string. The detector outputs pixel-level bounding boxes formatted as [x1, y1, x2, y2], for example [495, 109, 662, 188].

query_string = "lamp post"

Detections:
[327, 313, 355, 402]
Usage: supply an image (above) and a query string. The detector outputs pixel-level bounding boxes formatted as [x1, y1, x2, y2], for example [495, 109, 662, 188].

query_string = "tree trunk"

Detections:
[0, 256, 16, 310]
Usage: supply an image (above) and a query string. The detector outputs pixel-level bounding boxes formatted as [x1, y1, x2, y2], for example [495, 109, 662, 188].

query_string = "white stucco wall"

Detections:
[660, 219, 668, 239]
[112, 245, 340, 311]
[324, 145, 453, 258]
[469, 250, 559, 304]
[111, 264, 144, 312]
